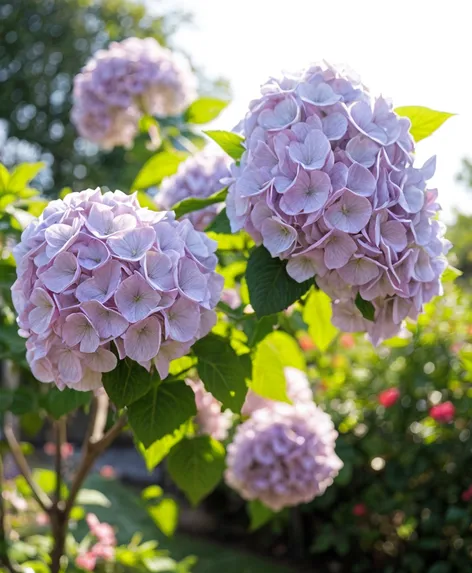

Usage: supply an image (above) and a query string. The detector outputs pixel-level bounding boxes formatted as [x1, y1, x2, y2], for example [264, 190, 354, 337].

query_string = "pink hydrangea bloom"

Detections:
[186, 379, 233, 440]
[226, 62, 450, 344]
[225, 402, 342, 511]
[12, 188, 223, 391]
[430, 401, 455, 423]
[72, 37, 197, 148]
[241, 367, 313, 416]
[156, 150, 231, 231]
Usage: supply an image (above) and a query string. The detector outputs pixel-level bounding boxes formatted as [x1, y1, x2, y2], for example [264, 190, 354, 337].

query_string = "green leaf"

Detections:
[128, 381, 197, 448]
[137, 191, 159, 211]
[0, 164, 9, 192]
[442, 265, 462, 283]
[10, 388, 38, 416]
[243, 315, 278, 348]
[247, 500, 274, 531]
[246, 246, 312, 317]
[184, 97, 229, 124]
[103, 358, 157, 408]
[142, 485, 164, 500]
[131, 151, 188, 190]
[204, 130, 245, 160]
[251, 331, 305, 402]
[173, 187, 227, 219]
[7, 162, 45, 193]
[44, 387, 91, 419]
[75, 488, 112, 507]
[167, 436, 225, 506]
[205, 208, 231, 234]
[355, 292, 375, 322]
[302, 290, 338, 352]
[138, 424, 186, 472]
[193, 333, 248, 411]
[0, 390, 13, 412]
[147, 498, 179, 537]
[395, 106, 454, 142]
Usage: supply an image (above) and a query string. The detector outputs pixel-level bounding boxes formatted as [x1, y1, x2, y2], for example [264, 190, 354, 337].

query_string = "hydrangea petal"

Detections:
[107, 227, 156, 261]
[124, 315, 162, 362]
[115, 272, 161, 323]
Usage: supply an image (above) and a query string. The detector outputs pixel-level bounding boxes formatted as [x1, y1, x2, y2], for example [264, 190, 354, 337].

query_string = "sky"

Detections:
[156, 0, 472, 222]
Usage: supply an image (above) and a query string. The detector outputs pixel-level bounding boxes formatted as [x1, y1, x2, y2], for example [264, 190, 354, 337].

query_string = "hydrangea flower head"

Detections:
[12, 188, 223, 392]
[156, 149, 231, 231]
[225, 402, 342, 511]
[72, 37, 197, 148]
[241, 366, 313, 416]
[186, 379, 233, 440]
[226, 62, 450, 343]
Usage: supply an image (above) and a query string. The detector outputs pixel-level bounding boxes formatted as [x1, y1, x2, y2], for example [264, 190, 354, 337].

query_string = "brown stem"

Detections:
[3, 415, 52, 512]
[54, 418, 66, 505]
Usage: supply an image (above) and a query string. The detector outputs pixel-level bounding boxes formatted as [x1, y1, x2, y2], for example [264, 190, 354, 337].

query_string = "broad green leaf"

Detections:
[138, 424, 186, 472]
[204, 130, 245, 160]
[251, 331, 305, 402]
[193, 333, 248, 411]
[147, 497, 179, 537]
[243, 315, 277, 348]
[303, 290, 338, 352]
[128, 381, 196, 448]
[7, 162, 45, 193]
[246, 246, 312, 317]
[10, 388, 38, 416]
[442, 265, 462, 283]
[184, 97, 229, 124]
[395, 106, 454, 142]
[44, 386, 91, 419]
[167, 436, 225, 506]
[103, 358, 157, 408]
[76, 488, 112, 507]
[131, 150, 188, 190]
[173, 187, 227, 219]
[247, 500, 274, 531]
[355, 292, 375, 322]
[0, 389, 13, 412]
[137, 191, 159, 211]
[0, 164, 9, 192]
[205, 208, 231, 234]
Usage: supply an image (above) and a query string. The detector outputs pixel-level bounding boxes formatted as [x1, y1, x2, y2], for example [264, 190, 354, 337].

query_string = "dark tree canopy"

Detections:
[0, 0, 195, 194]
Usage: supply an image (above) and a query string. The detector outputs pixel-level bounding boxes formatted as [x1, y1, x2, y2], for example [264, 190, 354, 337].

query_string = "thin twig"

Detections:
[53, 418, 66, 505]
[63, 412, 127, 516]
[3, 416, 52, 512]
[0, 455, 16, 573]
[89, 393, 109, 444]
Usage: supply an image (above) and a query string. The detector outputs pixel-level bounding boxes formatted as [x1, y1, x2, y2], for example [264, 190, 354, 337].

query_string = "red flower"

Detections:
[378, 388, 400, 408]
[299, 333, 315, 352]
[43, 442, 74, 459]
[99, 465, 116, 479]
[430, 401, 455, 423]
[340, 334, 355, 349]
[352, 503, 367, 517]
[461, 486, 472, 502]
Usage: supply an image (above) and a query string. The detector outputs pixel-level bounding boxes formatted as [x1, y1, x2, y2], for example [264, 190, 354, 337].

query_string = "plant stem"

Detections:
[54, 418, 66, 505]
[3, 414, 52, 512]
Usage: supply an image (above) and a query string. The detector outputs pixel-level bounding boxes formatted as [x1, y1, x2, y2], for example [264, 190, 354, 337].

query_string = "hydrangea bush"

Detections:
[0, 37, 457, 573]
[226, 62, 451, 343]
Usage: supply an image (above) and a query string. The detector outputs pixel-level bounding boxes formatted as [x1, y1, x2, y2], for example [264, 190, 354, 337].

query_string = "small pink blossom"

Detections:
[378, 388, 400, 408]
[430, 401, 455, 423]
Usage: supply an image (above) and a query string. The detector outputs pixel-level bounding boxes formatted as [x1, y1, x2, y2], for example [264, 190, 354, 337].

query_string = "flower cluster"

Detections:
[241, 366, 313, 416]
[226, 62, 450, 343]
[12, 188, 223, 391]
[186, 379, 233, 440]
[72, 37, 197, 149]
[156, 149, 231, 231]
[430, 401, 455, 423]
[225, 402, 342, 511]
[75, 514, 117, 571]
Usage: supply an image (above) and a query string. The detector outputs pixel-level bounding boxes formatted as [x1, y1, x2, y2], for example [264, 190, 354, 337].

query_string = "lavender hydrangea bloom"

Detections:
[11, 188, 223, 392]
[186, 379, 233, 440]
[241, 367, 313, 416]
[225, 402, 342, 511]
[72, 37, 197, 149]
[226, 62, 450, 344]
[156, 150, 231, 231]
